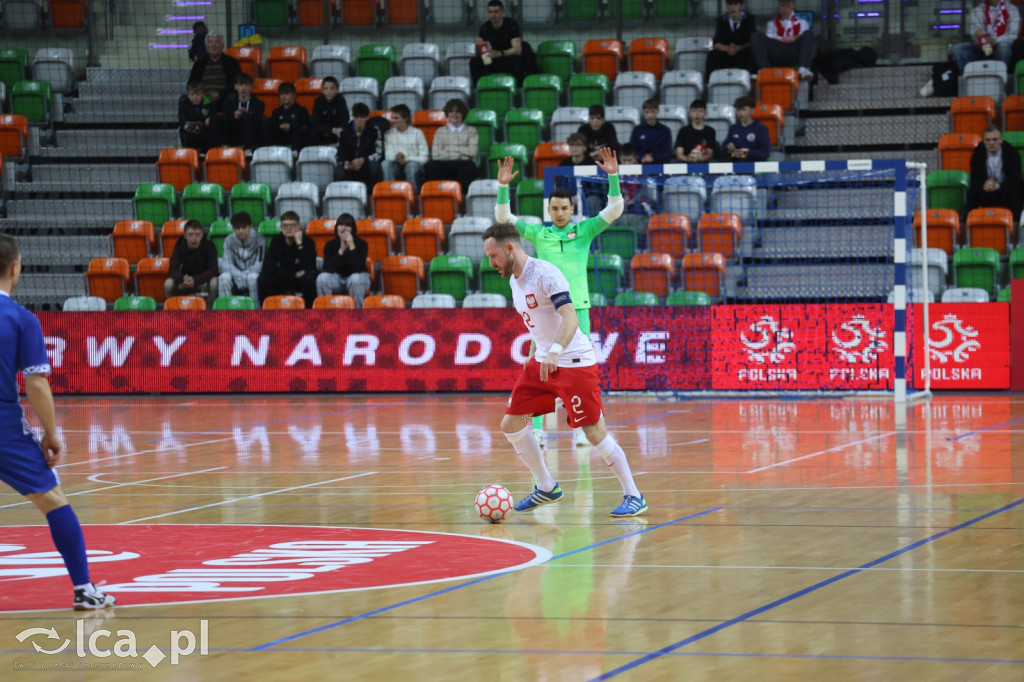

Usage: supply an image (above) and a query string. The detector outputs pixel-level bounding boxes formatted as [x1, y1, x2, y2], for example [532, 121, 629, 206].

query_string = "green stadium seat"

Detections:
[587, 253, 625, 299]
[1009, 247, 1024, 279]
[208, 219, 233, 257]
[133, 184, 177, 225]
[666, 290, 711, 305]
[1015, 60, 1024, 98]
[516, 178, 544, 217]
[11, 80, 51, 124]
[113, 295, 158, 312]
[259, 218, 282, 237]
[1004, 130, 1024, 168]
[926, 170, 970, 218]
[476, 73, 518, 121]
[564, 0, 599, 21]
[613, 0, 646, 20]
[229, 183, 273, 224]
[590, 292, 608, 306]
[357, 44, 397, 89]
[654, 0, 688, 19]
[182, 183, 225, 227]
[0, 48, 29, 92]
[569, 73, 610, 108]
[429, 254, 475, 301]
[467, 109, 499, 163]
[479, 257, 512, 301]
[254, 0, 291, 32]
[488, 143, 528, 185]
[522, 74, 563, 118]
[615, 290, 659, 306]
[596, 222, 639, 261]
[997, 287, 1011, 302]
[537, 41, 576, 82]
[213, 295, 258, 310]
[503, 108, 545, 152]
[952, 247, 1000, 296]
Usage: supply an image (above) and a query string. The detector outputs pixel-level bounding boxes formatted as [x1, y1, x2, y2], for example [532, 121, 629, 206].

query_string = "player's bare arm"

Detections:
[496, 156, 519, 185]
[540, 303, 580, 382]
[24, 373, 63, 467]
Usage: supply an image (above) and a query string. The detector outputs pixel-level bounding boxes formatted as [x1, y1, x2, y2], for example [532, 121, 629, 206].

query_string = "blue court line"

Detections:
[249, 506, 723, 651]
[589, 495, 1024, 681]
[947, 416, 1024, 441]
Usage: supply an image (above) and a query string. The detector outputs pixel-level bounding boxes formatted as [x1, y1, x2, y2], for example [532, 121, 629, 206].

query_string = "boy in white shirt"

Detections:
[381, 104, 429, 194]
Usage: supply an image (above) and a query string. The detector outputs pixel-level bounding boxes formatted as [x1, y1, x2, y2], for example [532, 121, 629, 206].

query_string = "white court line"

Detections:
[557, 564, 1024, 574]
[119, 472, 376, 524]
[57, 436, 239, 468]
[745, 432, 895, 473]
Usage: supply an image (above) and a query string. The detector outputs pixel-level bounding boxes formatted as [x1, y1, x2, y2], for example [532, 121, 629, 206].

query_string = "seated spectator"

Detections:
[969, 125, 1022, 224]
[675, 98, 718, 163]
[334, 102, 384, 195]
[422, 98, 479, 194]
[316, 213, 372, 307]
[619, 144, 652, 215]
[217, 73, 265, 150]
[629, 99, 674, 164]
[577, 104, 620, 162]
[310, 76, 349, 146]
[707, 0, 757, 77]
[560, 132, 597, 166]
[219, 211, 266, 302]
[723, 95, 771, 161]
[470, 0, 524, 85]
[178, 81, 212, 153]
[956, 0, 1018, 75]
[266, 82, 310, 150]
[188, 21, 208, 63]
[258, 211, 318, 308]
[750, 0, 816, 81]
[187, 33, 241, 110]
[382, 104, 429, 194]
[165, 220, 219, 300]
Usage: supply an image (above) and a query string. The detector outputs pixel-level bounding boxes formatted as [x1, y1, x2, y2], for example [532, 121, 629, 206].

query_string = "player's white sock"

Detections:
[505, 425, 557, 492]
[595, 435, 640, 498]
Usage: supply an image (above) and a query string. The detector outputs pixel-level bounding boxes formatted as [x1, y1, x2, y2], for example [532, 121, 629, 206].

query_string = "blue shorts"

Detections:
[0, 421, 60, 495]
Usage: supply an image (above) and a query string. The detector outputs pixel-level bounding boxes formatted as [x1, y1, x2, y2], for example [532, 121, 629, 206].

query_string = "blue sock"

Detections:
[46, 505, 90, 587]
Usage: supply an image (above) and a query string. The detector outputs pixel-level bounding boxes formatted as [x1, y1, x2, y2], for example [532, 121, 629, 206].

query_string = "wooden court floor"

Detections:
[0, 393, 1022, 681]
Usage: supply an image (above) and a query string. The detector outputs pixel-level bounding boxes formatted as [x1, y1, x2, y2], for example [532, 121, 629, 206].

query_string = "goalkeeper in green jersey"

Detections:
[495, 146, 623, 446]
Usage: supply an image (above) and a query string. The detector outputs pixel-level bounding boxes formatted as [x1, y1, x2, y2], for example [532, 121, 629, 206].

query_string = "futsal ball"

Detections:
[475, 484, 513, 523]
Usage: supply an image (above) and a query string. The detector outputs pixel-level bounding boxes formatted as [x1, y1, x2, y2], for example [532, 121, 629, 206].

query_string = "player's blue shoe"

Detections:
[610, 495, 648, 518]
[514, 484, 563, 512]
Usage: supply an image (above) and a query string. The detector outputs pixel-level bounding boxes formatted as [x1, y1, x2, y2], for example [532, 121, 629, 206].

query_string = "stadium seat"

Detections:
[420, 180, 463, 225]
[680, 252, 727, 298]
[569, 72, 610, 108]
[382, 76, 425, 111]
[304, 218, 336, 257]
[613, 71, 656, 110]
[938, 133, 982, 173]
[657, 0, 690, 20]
[309, 45, 351, 79]
[647, 213, 691, 260]
[444, 43, 477, 81]
[476, 74, 518, 121]
[628, 38, 670, 81]
[615, 290, 659, 306]
[752, 103, 785, 147]
[997, 287, 1012, 302]
[226, 46, 262, 78]
[2, 0, 43, 32]
[10, 80, 50, 124]
[110, 220, 156, 266]
[449, 216, 490, 266]
[208, 219, 232, 256]
[259, 218, 282, 237]
[295, 77, 323, 114]
[965, 207, 1013, 253]
[296, 145, 338, 192]
[550, 106, 590, 142]
[164, 295, 207, 310]
[538, 40, 577, 82]
[429, 75, 472, 110]
[756, 68, 799, 113]
[364, 294, 406, 308]
[113, 295, 157, 311]
[428, 254, 474, 301]
[0, 48, 29, 91]
[252, 78, 284, 111]
[661, 175, 707, 224]
[674, 37, 713, 73]
[371, 181, 415, 224]
[466, 109, 498, 162]
[267, 47, 308, 81]
[962, 60, 1007, 102]
[504, 108, 545, 151]
[660, 70, 704, 108]
[666, 290, 711, 305]
[135, 184, 178, 226]
[604, 105, 640, 144]
[709, 174, 757, 230]
[655, 104, 687, 142]
[564, 0, 599, 21]
[412, 110, 447, 147]
[487, 144, 528, 185]
[589, 292, 608, 306]
[523, 74, 563, 118]
[32, 48, 74, 95]
[588, 253, 625, 299]
[400, 43, 440, 82]
[515, 179, 545, 219]
[400, 217, 446, 262]
[254, 0, 291, 31]
[1005, 129, 1024, 167]
[950, 96, 995, 136]
[297, 0, 329, 27]
[630, 252, 675, 300]
[411, 293, 457, 308]
[707, 68, 752, 106]
[275, 182, 320, 225]
[925, 170, 970, 217]
[387, 0, 419, 24]
[156, 148, 200, 192]
[910, 247, 949, 300]
[313, 295, 356, 309]
[941, 287, 989, 303]
[322, 181, 366, 219]
[357, 44, 398, 89]
[1011, 247, 1024, 279]
[952, 247, 1000, 296]
[697, 213, 742, 260]
[463, 292, 508, 308]
[213, 295, 257, 310]
[63, 295, 107, 311]
[340, 76, 380, 110]
[160, 220, 187, 257]
[381, 254, 424, 300]
[532, 143, 570, 180]
[182, 183, 225, 226]
[596, 221, 639, 261]
[357, 217, 396, 263]
[134, 257, 171, 302]
[229, 183, 273, 224]
[263, 295, 306, 309]
[204, 147, 247, 191]
[340, 0, 376, 25]
[583, 40, 623, 82]
[1002, 94, 1024, 131]
[251, 146, 295, 192]
[913, 209, 960, 255]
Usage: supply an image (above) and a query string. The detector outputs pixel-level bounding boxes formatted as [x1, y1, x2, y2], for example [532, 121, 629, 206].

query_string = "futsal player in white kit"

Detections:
[481, 221, 648, 517]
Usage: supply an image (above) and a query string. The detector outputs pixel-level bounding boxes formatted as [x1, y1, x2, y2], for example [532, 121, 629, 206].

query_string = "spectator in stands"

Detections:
[218, 73, 265, 150]
[266, 82, 310, 150]
[187, 33, 241, 109]
[310, 76, 349, 146]
[165, 220, 219, 300]
[675, 98, 718, 163]
[382, 104, 429, 194]
[316, 213, 372, 307]
[629, 99, 673, 164]
[968, 125, 1022, 224]
[470, 0, 525, 85]
[188, 21, 208, 63]
[723, 95, 771, 161]
[577, 104, 620, 162]
[955, 0, 1019, 75]
[219, 211, 266, 303]
[334, 102, 384, 195]
[750, 0, 816, 81]
[560, 133, 596, 167]
[258, 211, 318, 308]
[707, 0, 758, 77]
[422, 99, 479, 194]
[619, 144, 652, 215]
[178, 81, 212, 153]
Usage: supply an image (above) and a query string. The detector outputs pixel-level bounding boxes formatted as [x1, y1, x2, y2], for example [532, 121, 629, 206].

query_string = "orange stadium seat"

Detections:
[266, 45, 308, 82]
[110, 220, 156, 266]
[752, 103, 784, 147]
[582, 39, 623, 82]
[0, 114, 28, 160]
[306, 218, 337, 257]
[387, 0, 419, 25]
[343, 0, 378, 26]
[913, 209, 960, 255]
[357, 218, 396, 263]
[646, 213, 691, 260]
[253, 78, 284, 112]
[400, 218, 445, 261]
[697, 212, 742, 260]
[949, 96, 995, 136]
[85, 257, 130, 303]
[533, 142, 571, 178]
[160, 220, 187, 257]
[226, 47, 262, 78]
[164, 295, 207, 310]
[628, 37, 670, 81]
[1002, 94, 1024, 131]
[419, 180, 462, 225]
[965, 207, 1014, 253]
[134, 257, 171, 302]
[313, 295, 356, 309]
[680, 252, 727, 298]
[364, 294, 406, 308]
[380, 254, 424, 301]
[756, 68, 799, 112]
[156, 147, 200, 192]
[263, 295, 306, 310]
[938, 133, 981, 173]
[412, 110, 446, 146]
[371, 181, 416, 224]
[204, 147, 247, 191]
[295, 77, 323, 114]
[49, 0, 87, 30]
[298, 0, 330, 27]
[630, 252, 675, 300]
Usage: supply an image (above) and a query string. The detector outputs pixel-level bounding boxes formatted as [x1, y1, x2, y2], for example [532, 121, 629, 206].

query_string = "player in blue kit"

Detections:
[0, 234, 116, 610]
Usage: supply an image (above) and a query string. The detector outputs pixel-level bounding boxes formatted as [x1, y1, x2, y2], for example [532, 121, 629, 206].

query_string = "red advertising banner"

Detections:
[908, 303, 1010, 389]
[1012, 280, 1024, 391]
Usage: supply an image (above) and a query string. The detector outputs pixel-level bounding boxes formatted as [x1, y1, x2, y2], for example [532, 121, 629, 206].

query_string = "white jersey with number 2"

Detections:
[511, 257, 597, 368]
